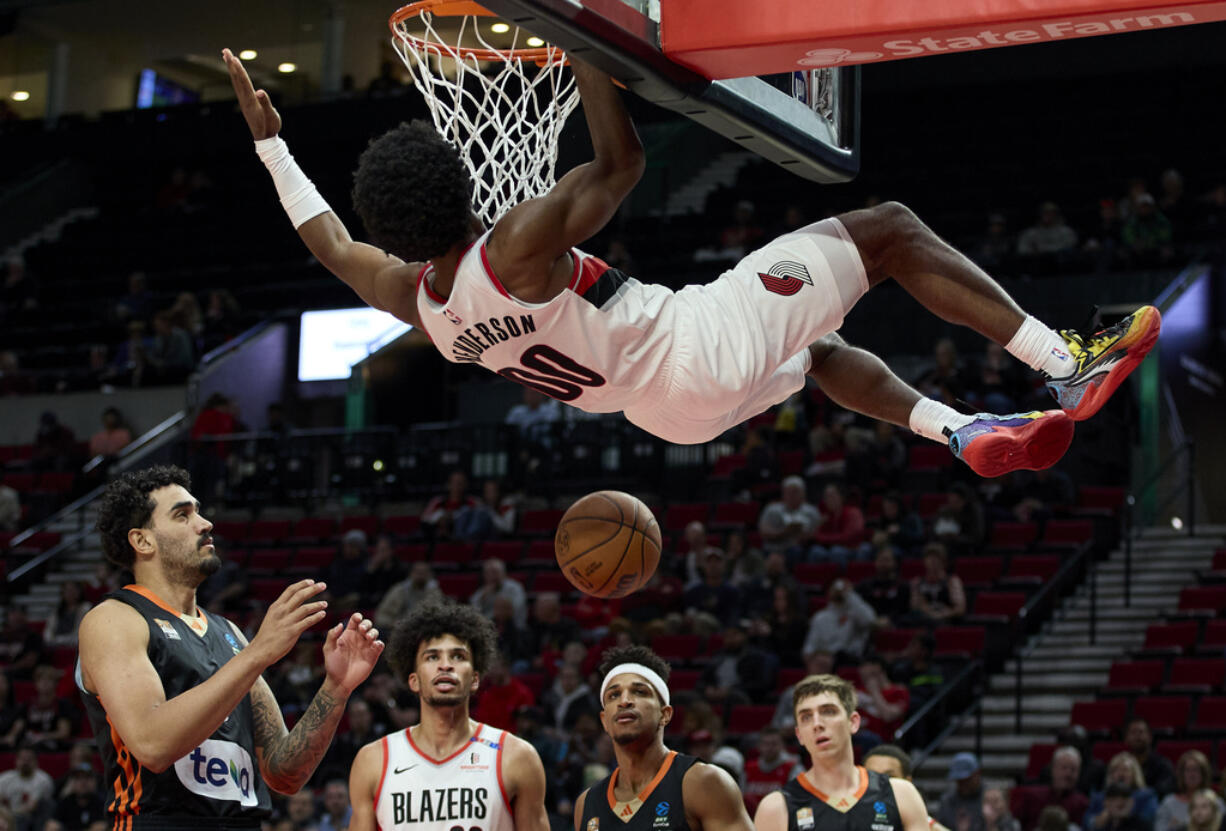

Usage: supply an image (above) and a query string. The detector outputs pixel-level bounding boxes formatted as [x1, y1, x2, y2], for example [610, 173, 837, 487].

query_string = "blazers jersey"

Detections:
[374, 722, 515, 831]
[780, 767, 902, 831]
[580, 751, 698, 831]
[77, 585, 271, 830]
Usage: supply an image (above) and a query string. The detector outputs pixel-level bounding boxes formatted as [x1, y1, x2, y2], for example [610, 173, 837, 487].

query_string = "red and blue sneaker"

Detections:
[1045, 305, 1162, 421]
[947, 410, 1075, 478]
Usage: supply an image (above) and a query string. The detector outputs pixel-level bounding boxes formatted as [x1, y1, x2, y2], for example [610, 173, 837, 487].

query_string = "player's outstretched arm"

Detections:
[238, 612, 384, 793]
[753, 792, 789, 831]
[490, 56, 645, 270]
[347, 739, 385, 831]
[890, 778, 934, 831]
[222, 48, 422, 328]
[686, 762, 756, 831]
[504, 735, 551, 831]
[78, 580, 328, 773]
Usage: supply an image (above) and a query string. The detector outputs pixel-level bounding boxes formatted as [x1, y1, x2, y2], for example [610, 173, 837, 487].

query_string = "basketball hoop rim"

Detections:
[389, 0, 561, 62]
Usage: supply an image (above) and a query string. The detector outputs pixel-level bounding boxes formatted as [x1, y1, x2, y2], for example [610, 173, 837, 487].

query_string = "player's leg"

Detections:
[837, 202, 1160, 421]
[807, 334, 1073, 478]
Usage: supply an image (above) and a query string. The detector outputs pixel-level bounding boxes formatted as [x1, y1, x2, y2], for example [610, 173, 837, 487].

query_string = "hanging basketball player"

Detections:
[346, 600, 549, 831]
[754, 675, 930, 831]
[224, 47, 1159, 478]
[577, 645, 754, 831]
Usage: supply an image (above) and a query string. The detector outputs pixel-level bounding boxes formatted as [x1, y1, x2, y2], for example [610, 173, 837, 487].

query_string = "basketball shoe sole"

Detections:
[1046, 305, 1162, 421]
[947, 410, 1075, 478]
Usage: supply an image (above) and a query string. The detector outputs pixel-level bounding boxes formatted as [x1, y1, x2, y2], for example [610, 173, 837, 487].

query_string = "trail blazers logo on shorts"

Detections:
[758, 261, 813, 296]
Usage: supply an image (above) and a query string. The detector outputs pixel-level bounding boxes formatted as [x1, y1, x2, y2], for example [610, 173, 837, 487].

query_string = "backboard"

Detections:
[475, 0, 861, 183]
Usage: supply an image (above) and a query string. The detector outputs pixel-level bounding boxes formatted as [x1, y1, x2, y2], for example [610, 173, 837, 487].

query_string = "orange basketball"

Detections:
[554, 491, 661, 599]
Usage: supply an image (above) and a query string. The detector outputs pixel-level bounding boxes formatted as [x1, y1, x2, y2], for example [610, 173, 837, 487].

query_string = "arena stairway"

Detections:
[914, 526, 1226, 801]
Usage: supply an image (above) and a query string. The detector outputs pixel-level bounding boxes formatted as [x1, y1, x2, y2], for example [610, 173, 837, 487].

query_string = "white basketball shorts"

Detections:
[624, 217, 868, 444]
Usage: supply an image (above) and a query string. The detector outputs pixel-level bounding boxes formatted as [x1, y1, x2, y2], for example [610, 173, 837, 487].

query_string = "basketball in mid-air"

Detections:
[555, 491, 661, 598]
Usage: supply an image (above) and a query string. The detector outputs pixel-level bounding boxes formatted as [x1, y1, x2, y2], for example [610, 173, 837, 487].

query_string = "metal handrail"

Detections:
[1121, 439, 1196, 607]
[907, 660, 984, 770]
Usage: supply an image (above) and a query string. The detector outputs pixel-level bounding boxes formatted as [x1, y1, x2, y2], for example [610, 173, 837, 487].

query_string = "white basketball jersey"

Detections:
[415, 230, 677, 414]
[375, 723, 515, 831]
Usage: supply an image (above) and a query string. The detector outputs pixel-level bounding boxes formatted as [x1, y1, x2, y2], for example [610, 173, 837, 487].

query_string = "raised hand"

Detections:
[322, 612, 384, 695]
[222, 47, 282, 139]
[247, 579, 328, 666]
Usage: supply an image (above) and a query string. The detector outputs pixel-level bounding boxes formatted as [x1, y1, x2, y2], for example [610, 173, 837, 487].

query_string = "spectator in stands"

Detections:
[725, 529, 765, 588]
[1158, 170, 1193, 231]
[1125, 719, 1177, 799]
[317, 780, 350, 831]
[283, 788, 319, 830]
[470, 558, 528, 626]
[984, 788, 1022, 831]
[5, 665, 72, 752]
[939, 752, 987, 831]
[1186, 790, 1223, 831]
[1039, 806, 1077, 831]
[367, 60, 408, 96]
[0, 745, 53, 831]
[1040, 725, 1105, 795]
[145, 310, 195, 383]
[871, 491, 926, 556]
[539, 661, 597, 732]
[802, 577, 876, 665]
[421, 470, 478, 541]
[467, 478, 517, 538]
[102, 321, 150, 388]
[918, 338, 969, 406]
[526, 592, 582, 667]
[0, 482, 19, 532]
[1083, 199, 1125, 273]
[859, 546, 911, 626]
[1017, 201, 1079, 260]
[88, 407, 132, 461]
[732, 425, 780, 499]
[1090, 782, 1155, 831]
[1, 256, 37, 317]
[0, 607, 45, 680]
[269, 641, 324, 718]
[45, 762, 105, 831]
[32, 412, 77, 472]
[970, 342, 1026, 416]
[469, 651, 533, 732]
[751, 583, 808, 666]
[0, 350, 33, 396]
[321, 528, 368, 609]
[771, 650, 834, 730]
[1086, 753, 1160, 829]
[505, 387, 561, 447]
[710, 745, 746, 790]
[1003, 467, 1077, 524]
[809, 482, 868, 565]
[360, 533, 406, 609]
[1155, 752, 1222, 831]
[683, 547, 744, 627]
[1017, 746, 1092, 831]
[934, 481, 987, 557]
[490, 593, 533, 668]
[204, 288, 243, 346]
[374, 561, 442, 631]
[701, 618, 776, 713]
[169, 291, 204, 341]
[45, 581, 91, 648]
[846, 420, 908, 491]
[1121, 194, 1175, 267]
[972, 212, 1015, 273]
[745, 727, 799, 806]
[910, 542, 967, 625]
[620, 568, 684, 624]
[189, 392, 240, 497]
[855, 654, 910, 743]
[113, 271, 152, 324]
[889, 631, 945, 709]
[759, 475, 821, 561]
[317, 698, 382, 785]
[683, 520, 711, 585]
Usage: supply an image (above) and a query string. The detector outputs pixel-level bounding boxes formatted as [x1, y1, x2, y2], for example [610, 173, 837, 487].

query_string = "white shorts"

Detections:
[624, 217, 868, 444]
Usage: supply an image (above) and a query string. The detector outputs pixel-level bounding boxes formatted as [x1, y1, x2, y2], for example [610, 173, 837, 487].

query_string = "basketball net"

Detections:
[391, 2, 580, 225]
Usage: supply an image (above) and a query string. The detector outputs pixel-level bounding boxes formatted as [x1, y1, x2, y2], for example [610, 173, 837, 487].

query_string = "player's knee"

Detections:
[861, 201, 924, 280]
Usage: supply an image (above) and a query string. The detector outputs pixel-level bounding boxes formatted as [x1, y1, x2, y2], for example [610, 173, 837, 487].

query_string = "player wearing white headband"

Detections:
[577, 646, 754, 831]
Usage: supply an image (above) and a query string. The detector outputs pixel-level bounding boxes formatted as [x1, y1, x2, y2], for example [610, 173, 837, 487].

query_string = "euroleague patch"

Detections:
[758, 261, 813, 296]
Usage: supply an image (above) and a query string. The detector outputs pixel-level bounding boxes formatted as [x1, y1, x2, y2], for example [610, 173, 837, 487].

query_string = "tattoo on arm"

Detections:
[253, 682, 346, 792]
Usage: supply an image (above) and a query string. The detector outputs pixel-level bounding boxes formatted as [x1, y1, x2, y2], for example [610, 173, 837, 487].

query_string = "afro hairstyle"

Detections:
[387, 599, 498, 681]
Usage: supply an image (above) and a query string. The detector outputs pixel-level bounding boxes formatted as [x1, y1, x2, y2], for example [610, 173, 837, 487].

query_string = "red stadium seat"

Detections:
[1105, 660, 1165, 693]
[651, 635, 702, 664]
[340, 515, 380, 537]
[1142, 621, 1200, 655]
[524, 539, 556, 564]
[776, 668, 805, 692]
[875, 628, 921, 654]
[989, 521, 1039, 551]
[1091, 741, 1128, 762]
[778, 450, 805, 476]
[899, 559, 925, 580]
[1193, 697, 1226, 731]
[436, 573, 480, 600]
[211, 520, 248, 543]
[12, 681, 35, 704]
[519, 509, 565, 536]
[845, 561, 875, 584]
[1026, 743, 1059, 780]
[1155, 740, 1213, 765]
[1201, 621, 1226, 653]
[934, 626, 986, 658]
[291, 517, 336, 541]
[531, 572, 574, 594]
[1213, 549, 1226, 572]
[1077, 486, 1125, 513]
[664, 503, 710, 532]
[247, 520, 291, 543]
[250, 579, 283, 604]
[909, 444, 953, 471]
[728, 706, 775, 735]
[481, 541, 525, 564]
[383, 515, 422, 538]
[40, 752, 71, 780]
[1040, 520, 1094, 549]
[34, 472, 75, 494]
[710, 454, 746, 478]
[1005, 555, 1061, 585]
[247, 549, 294, 573]
[1178, 587, 1226, 616]
[1133, 696, 1193, 734]
[1, 473, 35, 492]
[1070, 699, 1128, 733]
[954, 557, 1003, 589]
[393, 543, 429, 563]
[292, 546, 335, 571]
[432, 542, 476, 567]
[711, 501, 761, 529]
[916, 493, 945, 518]
[1168, 658, 1226, 692]
[794, 563, 841, 590]
[971, 592, 1027, 621]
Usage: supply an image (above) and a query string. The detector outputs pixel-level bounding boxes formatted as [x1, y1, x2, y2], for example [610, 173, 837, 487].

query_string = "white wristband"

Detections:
[255, 136, 332, 229]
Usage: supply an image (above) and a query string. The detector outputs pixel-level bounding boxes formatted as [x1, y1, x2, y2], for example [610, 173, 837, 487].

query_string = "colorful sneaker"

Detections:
[1046, 305, 1162, 421]
[947, 410, 1075, 478]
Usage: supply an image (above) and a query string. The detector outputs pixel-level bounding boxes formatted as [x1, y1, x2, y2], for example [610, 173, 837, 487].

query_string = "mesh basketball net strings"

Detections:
[392, 11, 580, 225]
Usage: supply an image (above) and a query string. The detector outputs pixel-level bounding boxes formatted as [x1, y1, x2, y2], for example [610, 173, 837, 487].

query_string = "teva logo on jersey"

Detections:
[173, 739, 258, 806]
[797, 11, 1196, 65]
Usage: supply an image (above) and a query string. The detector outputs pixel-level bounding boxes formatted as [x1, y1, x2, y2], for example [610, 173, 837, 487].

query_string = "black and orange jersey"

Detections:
[78, 585, 272, 830]
[780, 767, 902, 831]
[581, 751, 697, 831]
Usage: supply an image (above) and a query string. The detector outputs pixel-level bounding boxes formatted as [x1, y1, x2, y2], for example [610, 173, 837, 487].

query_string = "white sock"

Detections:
[908, 397, 976, 443]
[1005, 315, 1073, 377]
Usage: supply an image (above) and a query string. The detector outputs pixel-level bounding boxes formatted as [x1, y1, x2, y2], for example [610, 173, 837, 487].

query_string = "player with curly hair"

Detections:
[78, 465, 383, 829]
[225, 47, 1158, 478]
[347, 600, 549, 831]
[575, 645, 753, 831]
